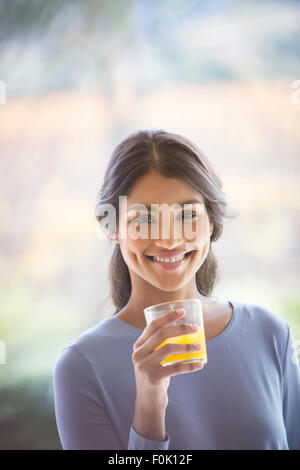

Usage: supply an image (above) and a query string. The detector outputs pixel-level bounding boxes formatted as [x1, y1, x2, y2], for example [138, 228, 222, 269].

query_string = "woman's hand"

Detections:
[131, 309, 203, 410]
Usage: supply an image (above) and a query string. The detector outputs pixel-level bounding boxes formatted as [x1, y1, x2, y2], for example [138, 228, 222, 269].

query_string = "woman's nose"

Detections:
[154, 213, 183, 244]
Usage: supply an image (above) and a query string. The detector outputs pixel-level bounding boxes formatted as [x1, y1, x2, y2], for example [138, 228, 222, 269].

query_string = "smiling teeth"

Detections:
[153, 253, 186, 263]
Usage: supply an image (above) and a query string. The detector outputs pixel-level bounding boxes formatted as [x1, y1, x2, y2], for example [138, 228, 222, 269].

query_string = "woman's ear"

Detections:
[111, 231, 120, 244]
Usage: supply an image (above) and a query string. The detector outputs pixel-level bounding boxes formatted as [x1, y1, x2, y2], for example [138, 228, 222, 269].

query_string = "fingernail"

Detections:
[175, 309, 185, 315]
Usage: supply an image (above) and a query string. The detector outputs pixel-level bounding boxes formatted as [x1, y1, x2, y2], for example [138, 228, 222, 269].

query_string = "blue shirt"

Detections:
[52, 300, 300, 449]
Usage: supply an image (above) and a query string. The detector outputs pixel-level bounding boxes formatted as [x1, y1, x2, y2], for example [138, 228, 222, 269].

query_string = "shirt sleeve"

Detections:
[128, 425, 170, 450]
[282, 325, 300, 450]
[53, 345, 124, 449]
[53, 345, 171, 450]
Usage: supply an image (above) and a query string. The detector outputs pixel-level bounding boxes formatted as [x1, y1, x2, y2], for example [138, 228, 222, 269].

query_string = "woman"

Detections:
[53, 129, 300, 450]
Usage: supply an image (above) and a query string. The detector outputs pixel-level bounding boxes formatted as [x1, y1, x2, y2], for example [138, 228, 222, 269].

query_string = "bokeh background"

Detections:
[0, 0, 299, 449]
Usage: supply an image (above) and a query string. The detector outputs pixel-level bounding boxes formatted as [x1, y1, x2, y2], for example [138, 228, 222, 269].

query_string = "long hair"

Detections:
[95, 129, 236, 314]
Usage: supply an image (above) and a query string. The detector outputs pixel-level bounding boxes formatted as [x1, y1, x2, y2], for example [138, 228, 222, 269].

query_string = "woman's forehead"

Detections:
[126, 173, 205, 205]
[126, 200, 205, 214]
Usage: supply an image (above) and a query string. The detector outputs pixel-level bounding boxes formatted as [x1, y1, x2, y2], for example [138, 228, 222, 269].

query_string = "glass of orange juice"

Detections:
[144, 299, 207, 367]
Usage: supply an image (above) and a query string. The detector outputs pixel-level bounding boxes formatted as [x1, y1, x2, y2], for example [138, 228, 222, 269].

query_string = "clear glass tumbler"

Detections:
[144, 298, 207, 367]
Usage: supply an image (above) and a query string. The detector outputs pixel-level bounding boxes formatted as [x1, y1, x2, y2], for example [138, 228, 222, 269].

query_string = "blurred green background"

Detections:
[0, 0, 299, 449]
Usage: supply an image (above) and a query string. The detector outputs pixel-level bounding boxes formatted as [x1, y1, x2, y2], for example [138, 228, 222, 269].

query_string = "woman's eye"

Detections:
[131, 215, 154, 225]
[131, 212, 199, 225]
[181, 211, 198, 220]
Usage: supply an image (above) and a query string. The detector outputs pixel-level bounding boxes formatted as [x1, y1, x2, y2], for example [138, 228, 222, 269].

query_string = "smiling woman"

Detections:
[53, 129, 300, 450]
[95, 129, 235, 313]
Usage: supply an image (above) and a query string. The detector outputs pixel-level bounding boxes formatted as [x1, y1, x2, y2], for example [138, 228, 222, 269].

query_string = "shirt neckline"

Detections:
[112, 300, 238, 344]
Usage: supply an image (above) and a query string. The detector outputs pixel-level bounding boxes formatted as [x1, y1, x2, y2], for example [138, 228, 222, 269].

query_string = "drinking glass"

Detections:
[144, 299, 207, 367]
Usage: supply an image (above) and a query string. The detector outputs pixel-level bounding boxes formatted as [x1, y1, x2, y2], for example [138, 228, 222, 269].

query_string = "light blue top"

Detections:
[52, 300, 300, 450]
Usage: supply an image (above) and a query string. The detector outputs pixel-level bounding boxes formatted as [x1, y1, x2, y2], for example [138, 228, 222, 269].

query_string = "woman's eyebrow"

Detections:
[127, 199, 203, 213]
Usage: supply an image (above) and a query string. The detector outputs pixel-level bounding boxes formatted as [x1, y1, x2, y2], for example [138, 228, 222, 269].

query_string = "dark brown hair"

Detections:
[95, 129, 236, 314]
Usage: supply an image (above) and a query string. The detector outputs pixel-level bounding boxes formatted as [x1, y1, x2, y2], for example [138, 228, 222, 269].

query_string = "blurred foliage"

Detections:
[0, 282, 86, 389]
[0, 0, 133, 40]
[0, 0, 299, 97]
[278, 297, 300, 341]
[0, 375, 61, 450]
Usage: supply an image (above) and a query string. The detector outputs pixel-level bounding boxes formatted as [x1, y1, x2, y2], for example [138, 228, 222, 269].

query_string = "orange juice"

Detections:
[155, 328, 207, 366]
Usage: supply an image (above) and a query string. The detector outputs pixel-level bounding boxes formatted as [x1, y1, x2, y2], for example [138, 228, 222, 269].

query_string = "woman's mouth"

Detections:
[146, 251, 193, 270]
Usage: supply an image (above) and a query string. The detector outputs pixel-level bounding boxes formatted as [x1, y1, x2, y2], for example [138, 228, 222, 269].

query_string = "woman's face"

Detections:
[114, 169, 213, 293]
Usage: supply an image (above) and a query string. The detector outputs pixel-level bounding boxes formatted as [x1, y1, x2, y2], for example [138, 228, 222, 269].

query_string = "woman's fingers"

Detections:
[159, 361, 204, 380]
[142, 358, 204, 386]
[133, 309, 185, 351]
[139, 322, 199, 357]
